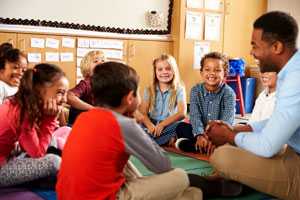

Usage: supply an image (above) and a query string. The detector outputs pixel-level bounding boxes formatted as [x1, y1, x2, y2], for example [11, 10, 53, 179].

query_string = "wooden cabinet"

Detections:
[0, 32, 17, 46]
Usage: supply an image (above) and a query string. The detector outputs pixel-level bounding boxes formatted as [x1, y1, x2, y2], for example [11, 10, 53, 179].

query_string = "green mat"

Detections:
[130, 152, 272, 200]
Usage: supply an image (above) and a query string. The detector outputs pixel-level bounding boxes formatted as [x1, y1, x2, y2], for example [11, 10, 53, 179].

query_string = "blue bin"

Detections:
[227, 77, 256, 114]
[229, 59, 245, 77]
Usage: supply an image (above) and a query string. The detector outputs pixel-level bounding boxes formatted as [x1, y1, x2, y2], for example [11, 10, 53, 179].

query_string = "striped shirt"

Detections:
[189, 83, 236, 136]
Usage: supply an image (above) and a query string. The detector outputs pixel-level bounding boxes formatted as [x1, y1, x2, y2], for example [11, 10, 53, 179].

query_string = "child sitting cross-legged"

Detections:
[0, 63, 69, 188]
[175, 52, 236, 155]
[139, 54, 187, 146]
[56, 62, 203, 200]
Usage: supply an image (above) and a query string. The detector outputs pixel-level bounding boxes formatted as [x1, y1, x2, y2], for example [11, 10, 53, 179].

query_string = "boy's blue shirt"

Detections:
[189, 83, 236, 136]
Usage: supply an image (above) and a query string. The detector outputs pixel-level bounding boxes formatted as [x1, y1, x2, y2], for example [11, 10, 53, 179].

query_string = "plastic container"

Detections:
[228, 59, 245, 77]
[227, 77, 256, 114]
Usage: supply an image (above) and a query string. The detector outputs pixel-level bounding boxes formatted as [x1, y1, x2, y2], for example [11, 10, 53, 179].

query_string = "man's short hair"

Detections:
[92, 61, 139, 107]
[254, 11, 298, 49]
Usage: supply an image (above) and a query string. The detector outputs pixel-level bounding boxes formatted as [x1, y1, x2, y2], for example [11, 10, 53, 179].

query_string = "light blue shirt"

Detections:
[235, 50, 300, 158]
[144, 85, 185, 121]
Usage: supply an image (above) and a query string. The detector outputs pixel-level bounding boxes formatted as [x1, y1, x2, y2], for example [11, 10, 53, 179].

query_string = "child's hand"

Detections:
[43, 98, 61, 117]
[195, 135, 215, 156]
[133, 110, 144, 123]
[153, 123, 165, 137]
[147, 123, 156, 135]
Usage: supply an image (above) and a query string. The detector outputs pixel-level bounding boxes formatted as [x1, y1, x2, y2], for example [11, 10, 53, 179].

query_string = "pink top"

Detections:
[0, 100, 57, 166]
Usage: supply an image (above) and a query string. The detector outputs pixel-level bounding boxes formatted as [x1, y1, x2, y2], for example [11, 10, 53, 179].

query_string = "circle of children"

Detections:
[0, 11, 299, 200]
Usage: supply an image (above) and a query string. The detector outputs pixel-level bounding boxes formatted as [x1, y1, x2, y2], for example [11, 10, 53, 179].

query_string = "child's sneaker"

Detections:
[175, 138, 197, 152]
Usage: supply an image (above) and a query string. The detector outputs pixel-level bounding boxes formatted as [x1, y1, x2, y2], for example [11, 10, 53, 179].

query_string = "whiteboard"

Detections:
[0, 0, 172, 33]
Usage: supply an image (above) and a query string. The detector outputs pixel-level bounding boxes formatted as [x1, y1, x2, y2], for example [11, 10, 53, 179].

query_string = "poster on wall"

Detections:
[185, 11, 203, 40]
[60, 52, 74, 62]
[46, 38, 59, 49]
[27, 53, 42, 63]
[62, 38, 75, 48]
[186, 0, 203, 9]
[204, 13, 221, 41]
[204, 0, 221, 10]
[78, 38, 90, 48]
[31, 38, 45, 48]
[45, 52, 59, 62]
[193, 41, 210, 69]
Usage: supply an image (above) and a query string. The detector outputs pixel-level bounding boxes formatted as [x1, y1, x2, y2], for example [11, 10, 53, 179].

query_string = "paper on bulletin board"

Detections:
[186, 0, 203, 9]
[45, 52, 59, 62]
[102, 49, 123, 60]
[46, 38, 59, 49]
[77, 48, 91, 57]
[78, 38, 90, 48]
[193, 41, 210, 69]
[60, 52, 74, 62]
[89, 39, 124, 49]
[62, 38, 75, 48]
[185, 11, 203, 40]
[204, 13, 221, 41]
[27, 53, 42, 63]
[204, 0, 221, 10]
[31, 38, 45, 48]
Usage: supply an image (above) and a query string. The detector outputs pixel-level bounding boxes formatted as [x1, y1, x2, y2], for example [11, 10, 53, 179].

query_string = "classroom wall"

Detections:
[172, 0, 268, 101]
[0, 0, 170, 31]
[268, 0, 300, 48]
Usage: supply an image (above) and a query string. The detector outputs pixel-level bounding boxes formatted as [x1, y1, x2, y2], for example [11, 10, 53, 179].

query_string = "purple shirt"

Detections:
[70, 78, 94, 105]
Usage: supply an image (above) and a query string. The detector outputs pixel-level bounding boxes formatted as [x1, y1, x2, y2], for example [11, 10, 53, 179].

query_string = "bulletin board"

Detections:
[75, 37, 127, 83]
[17, 33, 77, 88]
[0, 0, 173, 35]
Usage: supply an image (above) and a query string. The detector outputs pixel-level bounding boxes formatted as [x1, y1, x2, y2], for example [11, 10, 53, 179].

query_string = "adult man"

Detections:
[207, 11, 300, 200]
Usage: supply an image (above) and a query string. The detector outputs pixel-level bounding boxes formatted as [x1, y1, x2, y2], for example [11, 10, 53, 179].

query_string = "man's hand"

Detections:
[206, 120, 234, 132]
[206, 121, 236, 146]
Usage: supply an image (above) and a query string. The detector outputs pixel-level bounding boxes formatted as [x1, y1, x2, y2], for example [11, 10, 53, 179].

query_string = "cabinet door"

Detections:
[223, 0, 267, 65]
[127, 40, 173, 94]
[0, 32, 17, 46]
[17, 33, 77, 88]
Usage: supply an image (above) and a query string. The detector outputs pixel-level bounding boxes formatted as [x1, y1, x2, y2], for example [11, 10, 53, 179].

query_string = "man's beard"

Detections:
[259, 62, 279, 73]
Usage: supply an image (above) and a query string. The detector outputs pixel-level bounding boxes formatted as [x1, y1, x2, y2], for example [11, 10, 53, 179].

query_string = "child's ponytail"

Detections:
[15, 68, 41, 127]
[13, 63, 65, 127]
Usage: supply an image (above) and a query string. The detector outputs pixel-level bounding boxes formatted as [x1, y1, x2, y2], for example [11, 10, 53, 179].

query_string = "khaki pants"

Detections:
[210, 145, 300, 200]
[118, 161, 202, 200]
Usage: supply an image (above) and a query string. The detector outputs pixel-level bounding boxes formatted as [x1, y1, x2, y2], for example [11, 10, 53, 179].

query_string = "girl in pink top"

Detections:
[0, 63, 69, 187]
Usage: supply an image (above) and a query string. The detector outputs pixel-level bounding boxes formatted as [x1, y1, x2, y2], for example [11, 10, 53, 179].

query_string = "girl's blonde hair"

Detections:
[80, 50, 105, 78]
[148, 54, 185, 112]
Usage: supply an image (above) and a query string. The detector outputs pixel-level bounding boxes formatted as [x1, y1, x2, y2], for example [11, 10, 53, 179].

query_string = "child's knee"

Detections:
[45, 154, 61, 174]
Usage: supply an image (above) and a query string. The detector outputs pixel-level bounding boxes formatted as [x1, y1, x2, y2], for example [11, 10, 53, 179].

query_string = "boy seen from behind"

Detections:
[56, 62, 202, 200]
